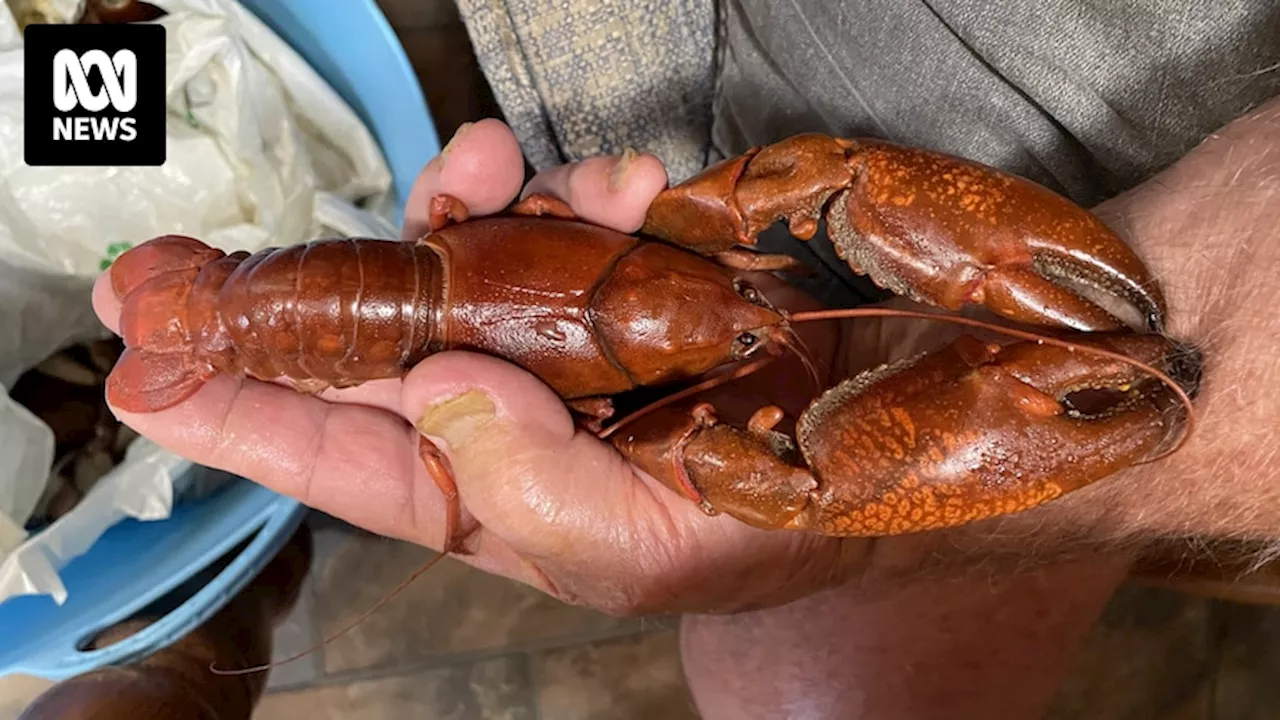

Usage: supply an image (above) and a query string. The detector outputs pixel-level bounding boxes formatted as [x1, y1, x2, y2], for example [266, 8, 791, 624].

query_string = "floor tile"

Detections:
[311, 530, 642, 674]
[254, 655, 535, 719]
[532, 628, 700, 720]
[265, 568, 324, 691]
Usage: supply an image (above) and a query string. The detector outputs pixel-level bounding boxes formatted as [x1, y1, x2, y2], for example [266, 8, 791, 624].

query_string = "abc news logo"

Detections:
[53, 48, 140, 141]
[25, 23, 164, 166]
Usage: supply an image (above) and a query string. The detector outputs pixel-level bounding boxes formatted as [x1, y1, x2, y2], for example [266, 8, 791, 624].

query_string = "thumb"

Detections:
[398, 352, 672, 560]
[397, 352, 878, 615]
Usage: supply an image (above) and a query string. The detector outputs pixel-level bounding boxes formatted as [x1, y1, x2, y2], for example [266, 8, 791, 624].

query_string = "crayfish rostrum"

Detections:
[104, 133, 1202, 551]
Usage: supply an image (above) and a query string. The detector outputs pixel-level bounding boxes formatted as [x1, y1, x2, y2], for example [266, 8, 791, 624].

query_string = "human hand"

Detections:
[91, 119, 877, 616]
[93, 97, 1280, 619]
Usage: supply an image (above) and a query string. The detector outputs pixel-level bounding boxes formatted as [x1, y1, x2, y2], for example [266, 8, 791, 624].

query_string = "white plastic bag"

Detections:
[0, 0, 393, 279]
[0, 437, 191, 604]
[0, 0, 397, 604]
[0, 382, 52, 557]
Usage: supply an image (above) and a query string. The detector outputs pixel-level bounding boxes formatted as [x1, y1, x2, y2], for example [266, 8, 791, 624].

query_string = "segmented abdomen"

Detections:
[210, 238, 444, 385]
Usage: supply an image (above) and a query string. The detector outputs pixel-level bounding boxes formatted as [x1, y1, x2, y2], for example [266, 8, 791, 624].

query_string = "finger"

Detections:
[400, 351, 701, 561]
[105, 370, 543, 585]
[106, 368, 541, 585]
[401, 118, 526, 240]
[92, 271, 121, 335]
[520, 150, 668, 233]
[307, 379, 403, 413]
[399, 351, 868, 615]
[106, 374, 435, 539]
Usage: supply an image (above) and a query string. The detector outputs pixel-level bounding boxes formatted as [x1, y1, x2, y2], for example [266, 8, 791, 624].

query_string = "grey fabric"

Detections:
[456, 0, 1280, 304]
[715, 0, 1280, 206]
[712, 0, 1280, 303]
[454, 0, 719, 183]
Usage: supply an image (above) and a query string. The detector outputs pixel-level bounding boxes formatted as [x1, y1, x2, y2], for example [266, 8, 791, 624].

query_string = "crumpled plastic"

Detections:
[0, 436, 191, 604]
[0, 0, 397, 605]
[0, 382, 52, 558]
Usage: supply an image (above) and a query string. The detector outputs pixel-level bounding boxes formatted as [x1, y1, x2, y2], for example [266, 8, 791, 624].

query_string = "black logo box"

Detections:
[24, 23, 166, 167]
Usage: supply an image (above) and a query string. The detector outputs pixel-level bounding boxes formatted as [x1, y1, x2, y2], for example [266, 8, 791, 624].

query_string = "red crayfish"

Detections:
[104, 133, 1202, 552]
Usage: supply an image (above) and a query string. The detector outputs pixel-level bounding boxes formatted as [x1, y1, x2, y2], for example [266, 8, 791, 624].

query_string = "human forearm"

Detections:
[1071, 95, 1280, 544]
[948, 95, 1280, 564]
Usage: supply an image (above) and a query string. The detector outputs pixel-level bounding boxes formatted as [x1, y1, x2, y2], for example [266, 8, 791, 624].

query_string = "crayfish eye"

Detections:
[733, 279, 764, 305]
[733, 331, 768, 358]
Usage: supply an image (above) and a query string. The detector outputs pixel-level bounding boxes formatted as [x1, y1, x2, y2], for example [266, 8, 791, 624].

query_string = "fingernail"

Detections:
[607, 148, 638, 192]
[441, 122, 474, 157]
[428, 123, 474, 173]
[416, 390, 496, 448]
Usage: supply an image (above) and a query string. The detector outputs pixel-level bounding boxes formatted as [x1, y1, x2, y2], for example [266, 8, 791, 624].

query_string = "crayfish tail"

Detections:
[106, 347, 214, 412]
[109, 234, 225, 300]
[108, 234, 239, 413]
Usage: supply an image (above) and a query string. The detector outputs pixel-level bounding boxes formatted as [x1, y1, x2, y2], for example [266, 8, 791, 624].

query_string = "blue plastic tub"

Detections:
[0, 0, 440, 681]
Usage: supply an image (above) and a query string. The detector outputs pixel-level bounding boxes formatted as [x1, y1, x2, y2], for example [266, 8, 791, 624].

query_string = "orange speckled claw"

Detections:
[612, 332, 1194, 538]
[823, 140, 1166, 332]
[641, 134, 1167, 334]
[789, 332, 1188, 536]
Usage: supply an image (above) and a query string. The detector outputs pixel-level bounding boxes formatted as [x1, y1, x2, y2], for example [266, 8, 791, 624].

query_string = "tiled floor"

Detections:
[245, 512, 1280, 720]
[252, 514, 694, 719]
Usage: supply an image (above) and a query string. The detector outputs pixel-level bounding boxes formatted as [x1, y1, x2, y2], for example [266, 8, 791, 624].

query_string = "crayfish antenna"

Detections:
[787, 308, 1200, 461]
[770, 325, 822, 397]
[207, 551, 451, 676]
[596, 355, 779, 441]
